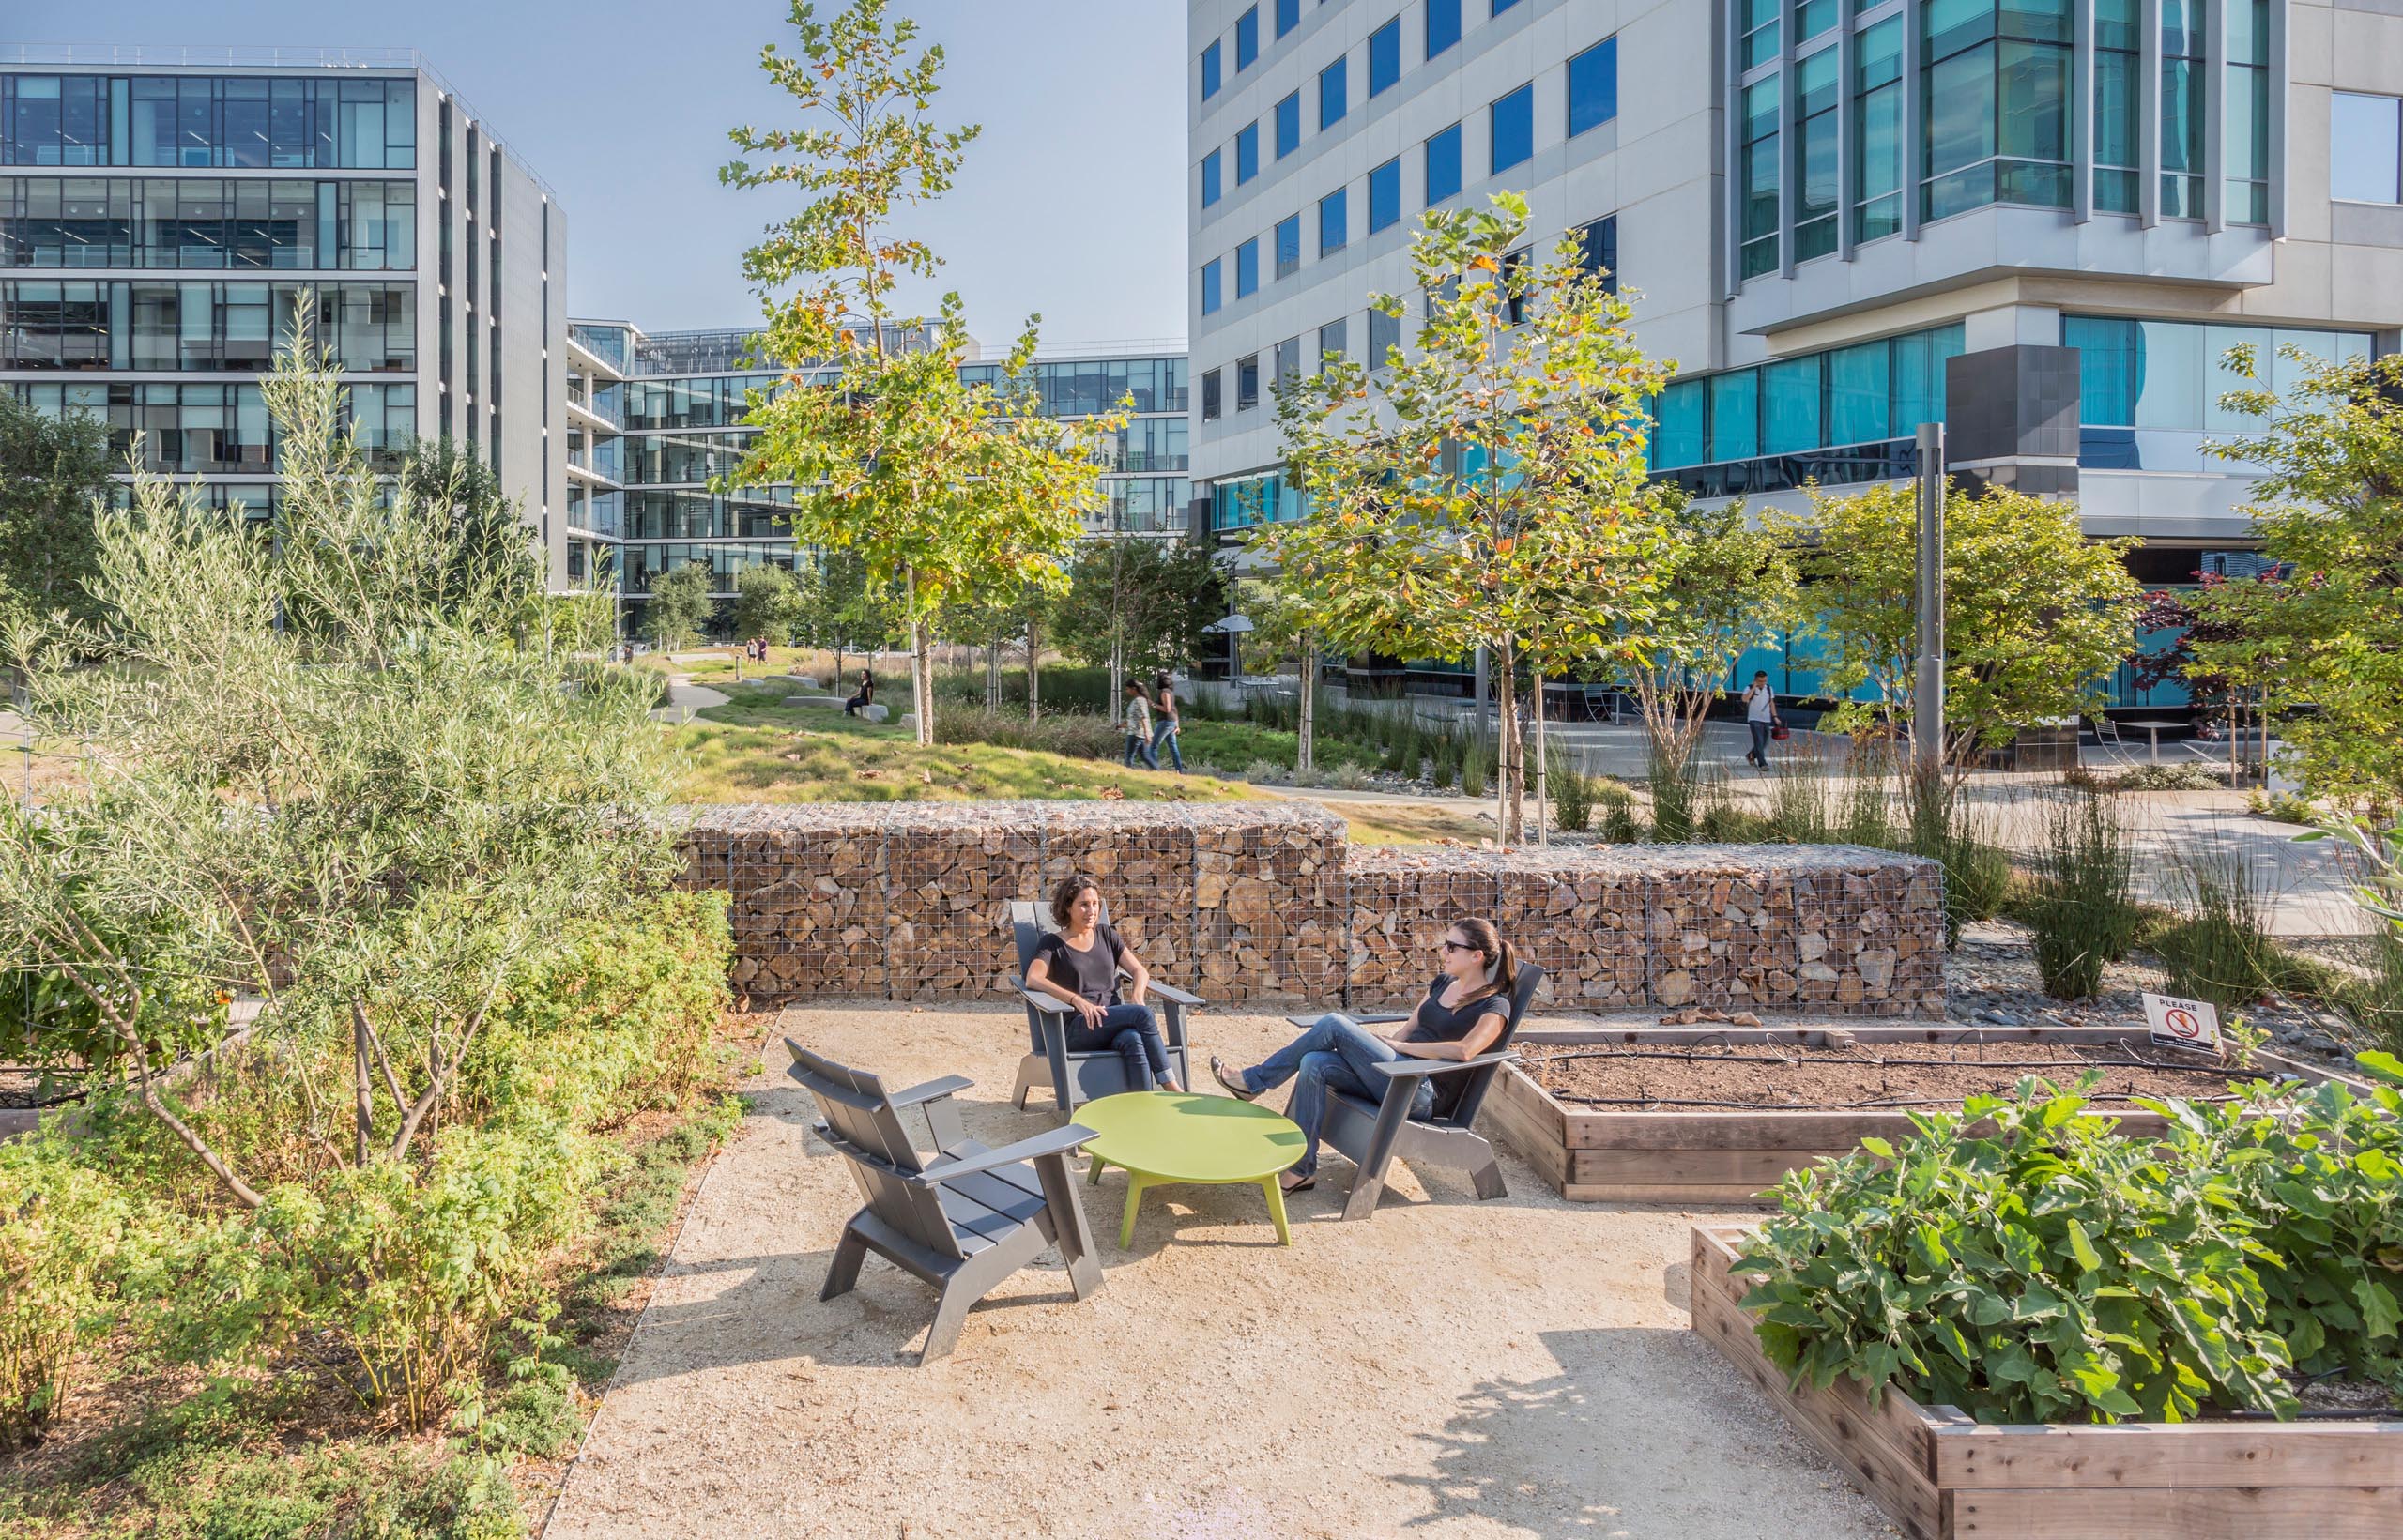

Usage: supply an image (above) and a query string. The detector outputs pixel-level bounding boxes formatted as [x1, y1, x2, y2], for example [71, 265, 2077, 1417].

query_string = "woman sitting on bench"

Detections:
[1023, 874, 1184, 1093]
[1211, 918, 1518, 1193]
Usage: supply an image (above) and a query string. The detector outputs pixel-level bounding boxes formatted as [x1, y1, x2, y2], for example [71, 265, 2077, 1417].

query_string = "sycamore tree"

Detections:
[1054, 535, 1220, 722]
[722, 0, 1115, 745]
[2193, 346, 2403, 810]
[1229, 572, 1327, 770]
[645, 562, 714, 648]
[1783, 482, 2137, 787]
[1266, 195, 1677, 842]
[732, 561, 809, 646]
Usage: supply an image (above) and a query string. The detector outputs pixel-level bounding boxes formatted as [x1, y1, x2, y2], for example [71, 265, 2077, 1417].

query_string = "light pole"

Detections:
[1913, 422, 1946, 810]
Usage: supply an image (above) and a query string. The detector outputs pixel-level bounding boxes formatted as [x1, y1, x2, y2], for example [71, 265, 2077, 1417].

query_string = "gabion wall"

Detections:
[681, 803, 1943, 1017]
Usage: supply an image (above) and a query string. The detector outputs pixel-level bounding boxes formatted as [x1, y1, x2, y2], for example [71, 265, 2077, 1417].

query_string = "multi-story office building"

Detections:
[0, 47, 570, 586]
[1187, 0, 2403, 694]
[564, 318, 1191, 633]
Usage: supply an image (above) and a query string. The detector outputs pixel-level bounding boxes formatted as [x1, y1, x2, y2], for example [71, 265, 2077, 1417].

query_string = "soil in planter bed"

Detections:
[1525, 1040, 2252, 1111]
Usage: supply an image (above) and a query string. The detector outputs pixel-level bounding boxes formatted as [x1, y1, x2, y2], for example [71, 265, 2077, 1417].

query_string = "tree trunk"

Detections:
[1298, 631, 1318, 774]
[1027, 618, 1041, 722]
[1495, 639, 1523, 845]
[1532, 663, 1549, 846]
[905, 568, 935, 746]
[1110, 640, 1125, 728]
[986, 633, 1001, 712]
[352, 1005, 375, 1167]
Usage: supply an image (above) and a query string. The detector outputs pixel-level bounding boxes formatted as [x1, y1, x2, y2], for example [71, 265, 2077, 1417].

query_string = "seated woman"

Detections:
[1211, 918, 1518, 1193]
[1023, 874, 1185, 1094]
[843, 668, 875, 717]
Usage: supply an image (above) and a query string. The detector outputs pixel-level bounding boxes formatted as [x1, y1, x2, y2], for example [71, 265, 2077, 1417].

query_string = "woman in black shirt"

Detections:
[1210, 918, 1518, 1192]
[843, 669, 876, 716]
[1023, 874, 1184, 1093]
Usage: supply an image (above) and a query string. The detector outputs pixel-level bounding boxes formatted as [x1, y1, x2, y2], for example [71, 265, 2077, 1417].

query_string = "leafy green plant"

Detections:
[0, 1144, 132, 1447]
[1327, 762, 1376, 791]
[2027, 791, 2140, 999]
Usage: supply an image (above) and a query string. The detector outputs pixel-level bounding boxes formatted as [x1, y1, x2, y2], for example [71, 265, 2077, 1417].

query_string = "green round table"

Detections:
[1077, 1091, 1307, 1246]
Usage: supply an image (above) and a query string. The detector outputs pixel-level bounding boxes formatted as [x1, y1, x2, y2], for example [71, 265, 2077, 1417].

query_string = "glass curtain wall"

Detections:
[1740, 78, 1780, 277]
[2224, 0, 2270, 223]
[1794, 48, 1842, 261]
[0, 177, 414, 269]
[0, 75, 415, 169]
[1921, 0, 2072, 221]
[1853, 17, 1905, 242]
[2160, 0, 2206, 217]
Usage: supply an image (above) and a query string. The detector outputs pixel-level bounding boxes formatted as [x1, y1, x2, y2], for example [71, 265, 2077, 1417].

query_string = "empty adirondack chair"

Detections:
[787, 1041, 1105, 1363]
[1004, 898, 1205, 1112]
[1290, 963, 1545, 1221]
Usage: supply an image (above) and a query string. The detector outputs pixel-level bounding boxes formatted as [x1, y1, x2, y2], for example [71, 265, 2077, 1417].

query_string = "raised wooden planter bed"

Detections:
[1490, 1025, 2349, 1205]
[1690, 1224, 2403, 1539]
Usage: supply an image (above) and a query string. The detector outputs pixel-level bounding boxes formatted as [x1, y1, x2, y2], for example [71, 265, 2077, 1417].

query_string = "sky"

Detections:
[21, 1, 1190, 347]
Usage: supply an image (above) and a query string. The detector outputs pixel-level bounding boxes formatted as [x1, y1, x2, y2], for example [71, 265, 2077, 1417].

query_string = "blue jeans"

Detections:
[1064, 1002, 1174, 1090]
[1748, 720, 1772, 764]
[1124, 733, 1159, 770]
[1152, 720, 1184, 771]
[1240, 1014, 1433, 1179]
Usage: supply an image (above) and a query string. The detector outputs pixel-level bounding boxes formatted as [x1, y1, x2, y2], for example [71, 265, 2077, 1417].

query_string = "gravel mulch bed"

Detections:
[1523, 1038, 2249, 1111]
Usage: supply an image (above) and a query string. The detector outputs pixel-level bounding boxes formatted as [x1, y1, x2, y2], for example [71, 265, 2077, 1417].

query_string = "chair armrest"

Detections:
[1019, 986, 1075, 1016]
[1149, 980, 1206, 1009]
[1370, 1050, 1517, 1079]
[1284, 1013, 1409, 1029]
[911, 1124, 1098, 1186]
[886, 1074, 973, 1107]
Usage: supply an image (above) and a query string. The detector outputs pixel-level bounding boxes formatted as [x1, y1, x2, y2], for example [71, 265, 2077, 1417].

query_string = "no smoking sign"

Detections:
[2143, 992, 2222, 1053]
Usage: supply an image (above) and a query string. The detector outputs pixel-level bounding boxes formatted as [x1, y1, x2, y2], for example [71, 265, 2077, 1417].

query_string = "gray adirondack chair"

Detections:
[1290, 963, 1545, 1221]
[1005, 899, 1204, 1112]
[787, 1041, 1105, 1363]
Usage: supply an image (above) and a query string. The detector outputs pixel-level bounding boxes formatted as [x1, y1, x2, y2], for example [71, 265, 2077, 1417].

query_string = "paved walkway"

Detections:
[648, 675, 729, 725]
[544, 1004, 1895, 1540]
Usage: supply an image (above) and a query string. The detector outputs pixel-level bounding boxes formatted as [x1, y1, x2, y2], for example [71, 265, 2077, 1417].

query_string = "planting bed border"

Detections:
[1689, 1223, 2403, 1539]
[1490, 1026, 2355, 1205]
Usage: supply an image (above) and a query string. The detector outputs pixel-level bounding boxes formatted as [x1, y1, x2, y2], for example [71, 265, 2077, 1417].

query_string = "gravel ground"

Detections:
[545, 1004, 1899, 1540]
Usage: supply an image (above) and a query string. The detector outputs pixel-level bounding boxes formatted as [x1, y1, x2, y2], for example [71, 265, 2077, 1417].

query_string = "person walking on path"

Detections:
[843, 668, 876, 717]
[1122, 680, 1159, 770]
[1743, 670, 1781, 770]
[1023, 875, 1183, 1093]
[1150, 672, 1185, 774]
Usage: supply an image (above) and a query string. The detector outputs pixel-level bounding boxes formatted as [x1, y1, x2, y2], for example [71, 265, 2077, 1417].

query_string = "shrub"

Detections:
[0, 1145, 132, 1448]
[1598, 782, 1641, 843]
[933, 707, 1121, 759]
[1326, 762, 1376, 791]
[2346, 928, 2403, 1056]
[2071, 761, 2223, 792]
[1427, 738, 1459, 790]
[2026, 792, 2140, 999]
[2153, 845, 2279, 1009]
[1700, 798, 1771, 842]
[1646, 747, 1700, 842]
[1242, 758, 1284, 784]
[1553, 763, 1596, 832]
[1461, 743, 1490, 798]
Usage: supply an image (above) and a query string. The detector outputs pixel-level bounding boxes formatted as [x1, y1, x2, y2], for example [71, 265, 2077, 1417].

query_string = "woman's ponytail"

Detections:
[1455, 917, 1516, 1002]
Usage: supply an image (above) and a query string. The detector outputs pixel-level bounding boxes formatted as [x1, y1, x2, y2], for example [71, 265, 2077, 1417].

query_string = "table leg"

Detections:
[1260, 1175, 1292, 1246]
[2149, 730, 2161, 763]
[1118, 1173, 1150, 1248]
[1088, 1153, 1107, 1186]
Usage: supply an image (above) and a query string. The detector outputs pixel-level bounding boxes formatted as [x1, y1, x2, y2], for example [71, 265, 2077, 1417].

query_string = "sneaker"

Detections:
[1209, 1056, 1261, 1101]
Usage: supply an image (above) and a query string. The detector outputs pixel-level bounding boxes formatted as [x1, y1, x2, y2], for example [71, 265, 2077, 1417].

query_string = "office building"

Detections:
[0, 46, 570, 586]
[1187, 0, 2403, 695]
[564, 320, 1191, 632]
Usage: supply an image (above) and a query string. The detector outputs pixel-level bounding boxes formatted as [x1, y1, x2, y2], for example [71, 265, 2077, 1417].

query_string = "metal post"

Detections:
[1913, 423, 1947, 797]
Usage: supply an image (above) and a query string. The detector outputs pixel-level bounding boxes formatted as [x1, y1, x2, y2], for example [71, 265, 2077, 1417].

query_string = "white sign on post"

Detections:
[2143, 992, 2222, 1053]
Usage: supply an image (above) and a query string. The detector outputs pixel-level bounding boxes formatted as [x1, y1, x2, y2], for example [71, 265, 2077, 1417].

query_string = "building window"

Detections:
[1738, 77, 1779, 278]
[1567, 38, 1617, 137]
[1236, 236, 1260, 297]
[1202, 258, 1223, 315]
[1854, 16, 1904, 241]
[1793, 0, 1836, 47]
[2064, 315, 2371, 431]
[1276, 91, 1302, 159]
[1427, 0, 1462, 59]
[1321, 57, 1349, 130]
[1492, 85, 1534, 174]
[1275, 335, 1302, 389]
[1793, 48, 1840, 262]
[1237, 354, 1261, 410]
[1202, 40, 1222, 99]
[1368, 306, 1401, 368]
[1236, 6, 1260, 69]
[1499, 249, 1529, 325]
[1425, 123, 1462, 206]
[2334, 93, 2403, 203]
[1276, 213, 1302, 279]
[1320, 187, 1349, 253]
[1237, 121, 1260, 184]
[1740, 0, 1779, 70]
[1575, 214, 1616, 291]
[1202, 149, 1223, 208]
[1318, 316, 1348, 366]
[1369, 156, 1402, 231]
[1370, 17, 1402, 96]
[2092, 0, 2140, 212]
[2225, 0, 2270, 223]
[2161, 0, 2204, 217]
[1921, 0, 2072, 222]
[1202, 368, 1223, 420]
[1276, 0, 1300, 39]
[1494, 0, 1523, 12]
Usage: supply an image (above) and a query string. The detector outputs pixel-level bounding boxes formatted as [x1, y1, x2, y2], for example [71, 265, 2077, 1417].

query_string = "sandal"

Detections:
[1210, 1056, 1261, 1102]
[1280, 1173, 1316, 1193]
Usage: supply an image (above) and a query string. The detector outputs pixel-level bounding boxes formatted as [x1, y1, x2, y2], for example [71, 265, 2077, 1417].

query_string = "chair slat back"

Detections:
[1008, 896, 1116, 1055]
[786, 1041, 963, 1260]
[1439, 962, 1545, 1129]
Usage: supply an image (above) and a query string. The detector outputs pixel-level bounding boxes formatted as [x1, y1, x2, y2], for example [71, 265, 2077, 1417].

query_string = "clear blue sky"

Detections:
[23, 2, 1189, 346]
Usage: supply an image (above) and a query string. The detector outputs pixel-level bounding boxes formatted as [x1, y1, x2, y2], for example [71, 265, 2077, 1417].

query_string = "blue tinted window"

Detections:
[2062, 316, 2135, 425]
[1276, 214, 1303, 278]
[1236, 122, 1260, 183]
[1320, 187, 1349, 253]
[1428, 0, 1462, 58]
[1276, 92, 1301, 158]
[1825, 342, 1890, 444]
[1762, 358, 1821, 455]
[1236, 237, 1260, 297]
[1370, 19, 1401, 95]
[1202, 259, 1223, 315]
[1568, 38, 1617, 136]
[1277, 0, 1300, 38]
[1236, 7, 1260, 69]
[1202, 40, 1222, 99]
[1369, 157, 1401, 231]
[1710, 371, 1759, 462]
[1202, 150, 1222, 207]
[1320, 58, 1349, 129]
[1494, 0, 1524, 11]
[1491, 85, 1534, 173]
[1654, 380, 1705, 467]
[1425, 124, 1462, 205]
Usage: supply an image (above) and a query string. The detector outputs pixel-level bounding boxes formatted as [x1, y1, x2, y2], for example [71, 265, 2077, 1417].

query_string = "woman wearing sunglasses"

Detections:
[1210, 918, 1520, 1193]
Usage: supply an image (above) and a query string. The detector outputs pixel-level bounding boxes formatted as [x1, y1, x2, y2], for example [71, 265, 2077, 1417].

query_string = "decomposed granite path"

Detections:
[543, 1002, 1898, 1540]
